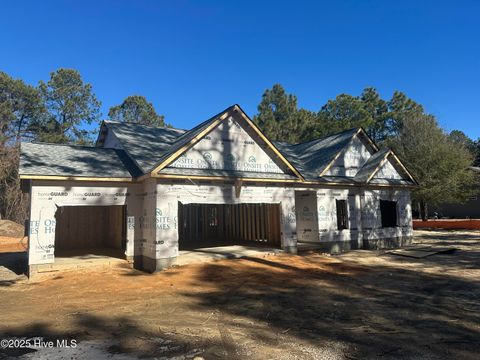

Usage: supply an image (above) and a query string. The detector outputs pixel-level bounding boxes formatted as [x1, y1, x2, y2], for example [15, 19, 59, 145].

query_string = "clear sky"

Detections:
[1, 0, 479, 139]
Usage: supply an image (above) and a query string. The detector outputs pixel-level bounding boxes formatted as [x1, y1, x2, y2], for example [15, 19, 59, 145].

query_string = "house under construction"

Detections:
[19, 105, 417, 275]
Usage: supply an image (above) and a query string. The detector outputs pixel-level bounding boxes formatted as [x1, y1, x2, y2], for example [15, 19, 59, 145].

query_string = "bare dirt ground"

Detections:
[0, 230, 479, 359]
[0, 237, 27, 253]
[0, 220, 27, 254]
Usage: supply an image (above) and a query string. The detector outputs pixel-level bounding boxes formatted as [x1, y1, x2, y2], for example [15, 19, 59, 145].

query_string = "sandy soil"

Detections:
[0, 230, 479, 359]
[0, 237, 27, 253]
[0, 220, 27, 253]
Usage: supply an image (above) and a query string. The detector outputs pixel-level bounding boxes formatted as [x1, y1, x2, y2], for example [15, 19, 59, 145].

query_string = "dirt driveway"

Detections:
[0, 230, 479, 359]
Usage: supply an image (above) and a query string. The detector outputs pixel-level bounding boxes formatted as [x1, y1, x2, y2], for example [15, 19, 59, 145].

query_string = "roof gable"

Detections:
[373, 157, 404, 180]
[165, 116, 286, 175]
[354, 149, 417, 185]
[150, 105, 304, 180]
[100, 121, 186, 173]
[274, 128, 374, 181]
[323, 134, 374, 177]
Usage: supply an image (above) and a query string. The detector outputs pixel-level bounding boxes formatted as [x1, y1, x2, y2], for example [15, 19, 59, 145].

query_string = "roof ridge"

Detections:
[105, 120, 187, 132]
[23, 141, 119, 150]
[154, 105, 236, 150]
[282, 127, 359, 147]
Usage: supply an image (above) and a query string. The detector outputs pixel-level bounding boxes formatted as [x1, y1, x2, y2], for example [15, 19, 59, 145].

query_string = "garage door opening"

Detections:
[178, 203, 281, 250]
[54, 205, 127, 261]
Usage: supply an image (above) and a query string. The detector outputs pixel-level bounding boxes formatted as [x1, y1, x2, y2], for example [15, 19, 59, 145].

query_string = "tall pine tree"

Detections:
[253, 84, 305, 143]
[108, 95, 166, 127]
[35, 69, 101, 144]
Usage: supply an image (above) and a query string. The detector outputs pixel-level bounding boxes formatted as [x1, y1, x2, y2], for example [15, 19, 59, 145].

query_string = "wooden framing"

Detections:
[151, 172, 417, 188]
[55, 205, 126, 252]
[178, 202, 281, 247]
[366, 150, 392, 183]
[390, 150, 419, 185]
[358, 127, 379, 152]
[365, 150, 419, 185]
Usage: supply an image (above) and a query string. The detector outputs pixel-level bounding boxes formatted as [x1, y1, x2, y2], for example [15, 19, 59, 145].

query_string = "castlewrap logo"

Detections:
[248, 155, 256, 163]
[202, 152, 213, 161]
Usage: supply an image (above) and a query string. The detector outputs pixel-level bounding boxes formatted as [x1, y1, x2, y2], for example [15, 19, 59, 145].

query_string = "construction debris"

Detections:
[388, 246, 457, 258]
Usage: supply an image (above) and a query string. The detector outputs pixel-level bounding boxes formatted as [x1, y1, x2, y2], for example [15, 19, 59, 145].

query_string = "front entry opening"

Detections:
[178, 203, 281, 250]
[54, 205, 127, 260]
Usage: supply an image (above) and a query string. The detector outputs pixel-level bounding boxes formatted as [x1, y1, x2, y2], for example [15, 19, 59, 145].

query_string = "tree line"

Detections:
[0, 69, 478, 222]
[0, 69, 166, 221]
[254, 84, 479, 219]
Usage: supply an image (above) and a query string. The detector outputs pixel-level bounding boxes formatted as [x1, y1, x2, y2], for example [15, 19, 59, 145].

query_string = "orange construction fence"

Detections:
[413, 219, 480, 230]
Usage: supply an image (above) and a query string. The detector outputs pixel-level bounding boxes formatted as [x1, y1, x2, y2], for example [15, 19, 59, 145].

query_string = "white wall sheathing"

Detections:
[373, 157, 404, 181]
[168, 116, 284, 174]
[28, 180, 413, 266]
[361, 189, 412, 240]
[28, 181, 142, 265]
[137, 178, 157, 260]
[316, 189, 362, 242]
[295, 191, 319, 243]
[325, 136, 372, 177]
[151, 182, 297, 259]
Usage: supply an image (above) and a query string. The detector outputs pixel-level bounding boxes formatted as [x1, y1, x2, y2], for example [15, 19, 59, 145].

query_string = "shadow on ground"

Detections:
[0, 252, 27, 287]
[0, 232, 479, 359]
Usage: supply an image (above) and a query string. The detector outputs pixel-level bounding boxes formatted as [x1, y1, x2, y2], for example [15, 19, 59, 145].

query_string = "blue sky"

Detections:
[1, 0, 479, 139]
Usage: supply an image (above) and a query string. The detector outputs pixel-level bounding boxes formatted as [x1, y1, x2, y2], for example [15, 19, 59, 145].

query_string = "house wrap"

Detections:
[19, 105, 417, 275]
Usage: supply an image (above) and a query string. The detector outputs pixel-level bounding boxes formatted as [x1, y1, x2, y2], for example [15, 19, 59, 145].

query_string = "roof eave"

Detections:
[19, 174, 134, 182]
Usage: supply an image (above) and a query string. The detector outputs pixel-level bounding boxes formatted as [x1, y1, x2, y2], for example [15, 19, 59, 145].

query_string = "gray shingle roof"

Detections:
[103, 121, 186, 173]
[274, 128, 359, 180]
[20, 142, 140, 178]
[103, 108, 366, 182]
[353, 148, 390, 183]
[103, 106, 238, 174]
[147, 105, 237, 173]
[19, 104, 415, 186]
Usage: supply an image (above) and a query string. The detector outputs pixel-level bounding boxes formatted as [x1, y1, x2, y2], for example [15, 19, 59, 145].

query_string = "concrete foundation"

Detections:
[298, 235, 412, 254]
[29, 253, 129, 278]
[363, 236, 413, 250]
[176, 245, 282, 266]
[135, 255, 177, 273]
[298, 240, 362, 254]
[282, 246, 298, 254]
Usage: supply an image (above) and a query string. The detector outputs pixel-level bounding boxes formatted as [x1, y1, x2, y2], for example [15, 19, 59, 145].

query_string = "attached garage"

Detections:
[178, 203, 281, 249]
[54, 205, 127, 259]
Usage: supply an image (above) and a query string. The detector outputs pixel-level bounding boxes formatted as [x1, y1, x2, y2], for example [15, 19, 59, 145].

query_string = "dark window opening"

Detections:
[380, 200, 397, 228]
[336, 199, 348, 230]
